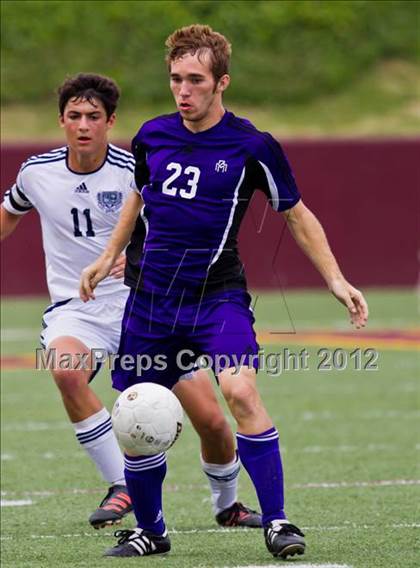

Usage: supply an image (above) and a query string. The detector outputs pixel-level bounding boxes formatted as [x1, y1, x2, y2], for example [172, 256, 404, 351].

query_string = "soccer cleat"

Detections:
[215, 501, 262, 528]
[104, 528, 171, 557]
[264, 520, 305, 558]
[89, 484, 133, 529]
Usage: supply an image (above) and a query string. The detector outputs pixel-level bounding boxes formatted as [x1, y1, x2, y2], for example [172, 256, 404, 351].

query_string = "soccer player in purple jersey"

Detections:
[80, 25, 368, 559]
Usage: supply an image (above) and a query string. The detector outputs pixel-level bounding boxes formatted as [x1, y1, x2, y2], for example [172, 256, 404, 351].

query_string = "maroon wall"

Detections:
[1, 139, 419, 295]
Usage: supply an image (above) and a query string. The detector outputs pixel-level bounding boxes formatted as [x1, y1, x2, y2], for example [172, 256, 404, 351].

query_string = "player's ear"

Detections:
[59, 114, 65, 128]
[217, 74, 230, 94]
[106, 113, 116, 129]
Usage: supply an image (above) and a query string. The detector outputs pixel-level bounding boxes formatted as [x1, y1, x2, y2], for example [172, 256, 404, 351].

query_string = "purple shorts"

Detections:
[112, 288, 259, 391]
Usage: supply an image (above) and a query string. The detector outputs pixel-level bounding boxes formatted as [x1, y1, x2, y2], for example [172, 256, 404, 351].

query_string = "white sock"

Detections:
[73, 407, 125, 486]
[201, 453, 240, 515]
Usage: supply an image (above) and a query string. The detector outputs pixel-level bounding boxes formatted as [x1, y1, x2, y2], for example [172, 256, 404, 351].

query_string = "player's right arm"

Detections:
[0, 206, 23, 240]
[1, 169, 34, 241]
[79, 191, 143, 302]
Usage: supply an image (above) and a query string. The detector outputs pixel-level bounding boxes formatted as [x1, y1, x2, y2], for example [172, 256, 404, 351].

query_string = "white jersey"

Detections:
[2, 144, 135, 302]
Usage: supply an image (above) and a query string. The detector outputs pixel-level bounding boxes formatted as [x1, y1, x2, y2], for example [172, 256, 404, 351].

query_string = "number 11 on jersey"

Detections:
[71, 208, 95, 237]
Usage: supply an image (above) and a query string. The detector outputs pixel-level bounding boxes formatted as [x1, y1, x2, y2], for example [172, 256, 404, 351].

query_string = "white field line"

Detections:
[301, 444, 400, 453]
[1, 452, 86, 461]
[170, 524, 419, 532]
[301, 410, 420, 421]
[0, 485, 209, 497]
[1, 479, 420, 500]
[2, 410, 420, 434]
[1, 524, 419, 541]
[0, 454, 14, 461]
[218, 565, 352, 568]
[1, 421, 70, 432]
[2, 443, 414, 462]
[0, 499, 34, 507]
[292, 479, 420, 489]
[1, 329, 39, 341]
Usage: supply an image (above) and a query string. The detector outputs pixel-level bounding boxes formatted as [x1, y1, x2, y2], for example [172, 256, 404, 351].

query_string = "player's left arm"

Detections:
[283, 200, 368, 328]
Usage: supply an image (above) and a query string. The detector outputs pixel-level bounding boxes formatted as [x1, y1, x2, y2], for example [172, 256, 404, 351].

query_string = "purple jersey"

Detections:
[125, 111, 300, 296]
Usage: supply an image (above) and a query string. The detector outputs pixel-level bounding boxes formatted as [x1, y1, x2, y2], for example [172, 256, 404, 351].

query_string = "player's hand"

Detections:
[329, 278, 369, 329]
[79, 255, 115, 302]
[109, 254, 126, 279]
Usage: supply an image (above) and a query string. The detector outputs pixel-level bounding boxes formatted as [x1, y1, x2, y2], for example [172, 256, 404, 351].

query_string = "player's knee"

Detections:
[52, 368, 89, 400]
[224, 381, 260, 419]
[195, 410, 229, 441]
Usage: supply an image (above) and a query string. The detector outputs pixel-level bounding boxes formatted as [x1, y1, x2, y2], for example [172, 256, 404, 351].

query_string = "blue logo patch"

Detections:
[97, 191, 123, 213]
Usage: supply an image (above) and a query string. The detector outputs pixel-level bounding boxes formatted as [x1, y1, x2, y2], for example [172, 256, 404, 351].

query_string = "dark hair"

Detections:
[57, 73, 120, 119]
[165, 24, 231, 82]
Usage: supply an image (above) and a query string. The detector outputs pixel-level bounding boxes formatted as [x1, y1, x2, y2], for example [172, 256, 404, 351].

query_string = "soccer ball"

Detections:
[112, 383, 183, 456]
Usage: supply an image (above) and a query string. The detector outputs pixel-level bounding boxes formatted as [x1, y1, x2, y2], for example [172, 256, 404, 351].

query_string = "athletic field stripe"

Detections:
[292, 479, 420, 489]
[0, 524, 417, 541]
[2, 421, 70, 432]
[257, 330, 420, 351]
[1, 499, 34, 507]
[1, 480, 418, 500]
[1, 354, 36, 370]
[1, 443, 417, 461]
[218, 565, 352, 568]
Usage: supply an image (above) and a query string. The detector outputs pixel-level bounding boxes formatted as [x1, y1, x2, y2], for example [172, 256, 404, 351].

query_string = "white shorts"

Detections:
[40, 291, 129, 355]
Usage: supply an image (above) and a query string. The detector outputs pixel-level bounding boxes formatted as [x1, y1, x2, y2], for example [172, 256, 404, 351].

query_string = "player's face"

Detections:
[169, 52, 229, 127]
[59, 97, 115, 156]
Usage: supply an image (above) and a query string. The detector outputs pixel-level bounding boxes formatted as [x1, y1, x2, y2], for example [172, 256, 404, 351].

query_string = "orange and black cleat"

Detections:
[89, 485, 133, 529]
[215, 502, 262, 528]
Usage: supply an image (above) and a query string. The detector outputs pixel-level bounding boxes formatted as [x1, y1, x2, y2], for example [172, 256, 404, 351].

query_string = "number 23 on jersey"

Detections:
[162, 162, 200, 200]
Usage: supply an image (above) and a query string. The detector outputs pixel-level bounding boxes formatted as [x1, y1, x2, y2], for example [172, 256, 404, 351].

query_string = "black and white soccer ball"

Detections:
[112, 383, 183, 455]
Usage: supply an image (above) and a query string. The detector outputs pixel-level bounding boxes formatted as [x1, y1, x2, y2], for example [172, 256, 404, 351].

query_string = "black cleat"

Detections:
[216, 501, 262, 528]
[89, 485, 133, 529]
[104, 528, 171, 557]
[264, 520, 305, 558]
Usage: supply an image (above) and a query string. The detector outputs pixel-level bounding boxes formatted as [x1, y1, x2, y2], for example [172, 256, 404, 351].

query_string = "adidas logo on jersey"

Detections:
[74, 182, 89, 194]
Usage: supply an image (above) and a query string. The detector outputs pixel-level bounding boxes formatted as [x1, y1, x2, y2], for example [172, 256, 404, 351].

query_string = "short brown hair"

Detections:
[57, 73, 120, 119]
[165, 24, 231, 81]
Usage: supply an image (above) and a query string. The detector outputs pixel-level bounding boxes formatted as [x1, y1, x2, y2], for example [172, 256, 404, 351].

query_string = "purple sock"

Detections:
[236, 427, 286, 525]
[124, 453, 167, 535]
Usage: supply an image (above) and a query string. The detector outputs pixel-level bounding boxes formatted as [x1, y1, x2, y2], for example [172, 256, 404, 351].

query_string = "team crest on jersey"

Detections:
[97, 191, 123, 212]
[215, 160, 228, 172]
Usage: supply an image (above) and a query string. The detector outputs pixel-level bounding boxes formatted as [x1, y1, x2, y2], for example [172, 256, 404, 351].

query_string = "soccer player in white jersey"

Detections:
[0, 73, 262, 530]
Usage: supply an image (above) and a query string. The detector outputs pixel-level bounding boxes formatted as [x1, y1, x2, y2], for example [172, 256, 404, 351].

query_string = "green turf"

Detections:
[1, 290, 419, 567]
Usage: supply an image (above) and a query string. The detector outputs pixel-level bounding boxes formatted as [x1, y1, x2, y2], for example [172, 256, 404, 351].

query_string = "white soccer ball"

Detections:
[111, 383, 183, 456]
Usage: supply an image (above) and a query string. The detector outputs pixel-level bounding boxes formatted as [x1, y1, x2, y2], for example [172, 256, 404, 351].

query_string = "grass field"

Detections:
[1, 289, 419, 568]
